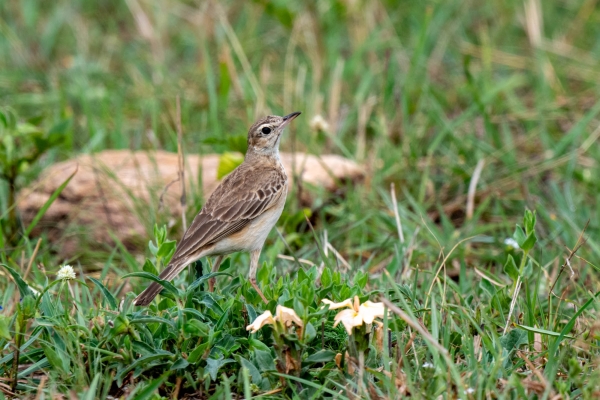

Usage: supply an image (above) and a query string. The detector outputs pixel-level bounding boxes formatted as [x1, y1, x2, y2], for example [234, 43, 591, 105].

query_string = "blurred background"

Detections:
[1, 0, 599, 272]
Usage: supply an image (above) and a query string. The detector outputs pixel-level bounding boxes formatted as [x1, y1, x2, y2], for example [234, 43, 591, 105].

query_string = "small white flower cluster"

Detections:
[309, 115, 331, 133]
[504, 238, 520, 249]
[57, 265, 76, 281]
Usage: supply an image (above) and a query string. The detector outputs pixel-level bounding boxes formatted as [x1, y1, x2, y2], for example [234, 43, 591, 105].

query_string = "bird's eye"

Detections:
[261, 126, 272, 135]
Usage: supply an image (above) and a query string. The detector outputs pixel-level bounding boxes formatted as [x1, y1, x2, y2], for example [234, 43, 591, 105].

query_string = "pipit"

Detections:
[134, 112, 301, 306]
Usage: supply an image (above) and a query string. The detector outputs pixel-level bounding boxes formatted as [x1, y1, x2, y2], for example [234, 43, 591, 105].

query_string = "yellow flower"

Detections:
[322, 296, 387, 335]
[246, 305, 303, 333]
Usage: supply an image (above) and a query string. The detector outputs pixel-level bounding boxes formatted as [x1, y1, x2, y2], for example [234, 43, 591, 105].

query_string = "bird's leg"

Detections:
[208, 255, 224, 292]
[249, 249, 268, 303]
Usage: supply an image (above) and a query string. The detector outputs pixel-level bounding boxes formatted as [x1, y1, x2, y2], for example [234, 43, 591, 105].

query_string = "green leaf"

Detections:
[0, 264, 34, 298]
[130, 317, 177, 330]
[513, 225, 526, 247]
[353, 270, 368, 289]
[205, 356, 235, 380]
[170, 357, 189, 370]
[503, 255, 518, 281]
[217, 152, 244, 179]
[115, 352, 173, 382]
[183, 319, 209, 337]
[157, 240, 176, 262]
[320, 267, 332, 287]
[0, 316, 11, 340]
[237, 356, 261, 384]
[82, 373, 102, 400]
[122, 272, 180, 298]
[254, 350, 275, 372]
[142, 259, 158, 275]
[87, 277, 117, 309]
[516, 324, 574, 339]
[304, 349, 336, 365]
[248, 338, 270, 352]
[110, 315, 130, 336]
[500, 329, 528, 353]
[188, 343, 210, 364]
[520, 232, 537, 252]
[479, 278, 496, 298]
[304, 321, 317, 343]
[129, 372, 169, 400]
[271, 373, 351, 400]
[41, 343, 69, 374]
[523, 209, 536, 235]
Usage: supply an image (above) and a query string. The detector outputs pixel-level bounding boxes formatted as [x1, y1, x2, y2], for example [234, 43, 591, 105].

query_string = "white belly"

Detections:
[209, 191, 286, 255]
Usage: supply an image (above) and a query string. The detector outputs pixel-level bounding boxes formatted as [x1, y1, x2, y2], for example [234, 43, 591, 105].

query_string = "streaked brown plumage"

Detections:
[134, 112, 301, 306]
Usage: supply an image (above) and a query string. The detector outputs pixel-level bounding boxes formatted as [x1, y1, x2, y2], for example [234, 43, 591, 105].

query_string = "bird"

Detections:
[134, 111, 301, 306]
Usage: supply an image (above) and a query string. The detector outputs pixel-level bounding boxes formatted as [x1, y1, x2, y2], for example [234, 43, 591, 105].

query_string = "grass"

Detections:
[1, 0, 599, 398]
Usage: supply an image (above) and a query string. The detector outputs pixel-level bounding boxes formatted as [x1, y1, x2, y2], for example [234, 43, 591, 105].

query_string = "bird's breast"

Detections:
[210, 184, 287, 255]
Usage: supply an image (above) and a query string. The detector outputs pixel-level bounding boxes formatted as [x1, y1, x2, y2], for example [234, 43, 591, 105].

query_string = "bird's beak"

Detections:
[281, 111, 301, 127]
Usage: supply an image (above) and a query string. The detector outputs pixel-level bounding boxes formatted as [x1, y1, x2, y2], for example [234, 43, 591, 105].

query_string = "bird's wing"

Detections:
[170, 165, 287, 262]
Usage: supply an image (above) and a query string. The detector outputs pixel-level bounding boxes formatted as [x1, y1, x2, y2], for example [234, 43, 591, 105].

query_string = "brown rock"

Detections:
[17, 150, 363, 256]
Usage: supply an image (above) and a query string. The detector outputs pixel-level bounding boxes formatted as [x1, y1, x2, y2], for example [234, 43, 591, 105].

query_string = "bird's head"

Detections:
[246, 112, 301, 157]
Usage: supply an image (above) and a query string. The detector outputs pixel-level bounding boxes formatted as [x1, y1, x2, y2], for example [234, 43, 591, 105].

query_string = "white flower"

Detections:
[309, 115, 331, 132]
[57, 265, 76, 280]
[246, 305, 303, 333]
[246, 310, 276, 333]
[504, 238, 520, 249]
[322, 296, 388, 335]
[466, 387, 475, 394]
[275, 305, 303, 328]
[321, 298, 354, 310]
[422, 362, 434, 369]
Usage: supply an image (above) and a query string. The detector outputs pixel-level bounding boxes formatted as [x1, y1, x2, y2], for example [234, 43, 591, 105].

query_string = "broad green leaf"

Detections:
[188, 342, 210, 364]
[513, 225, 526, 247]
[236, 355, 261, 384]
[0, 316, 11, 340]
[254, 350, 275, 372]
[41, 343, 69, 374]
[170, 357, 189, 370]
[157, 240, 176, 261]
[142, 259, 158, 275]
[520, 232, 537, 252]
[304, 322, 317, 343]
[503, 255, 518, 281]
[87, 277, 117, 309]
[500, 329, 528, 353]
[304, 349, 336, 364]
[0, 264, 34, 298]
[205, 356, 235, 380]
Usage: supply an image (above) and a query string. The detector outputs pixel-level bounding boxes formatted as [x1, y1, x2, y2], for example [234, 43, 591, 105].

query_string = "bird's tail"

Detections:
[133, 258, 191, 306]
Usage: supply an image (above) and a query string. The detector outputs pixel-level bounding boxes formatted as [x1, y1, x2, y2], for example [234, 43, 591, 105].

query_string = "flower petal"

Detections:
[359, 301, 386, 324]
[322, 298, 354, 310]
[246, 310, 275, 333]
[333, 309, 362, 335]
[276, 305, 303, 328]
